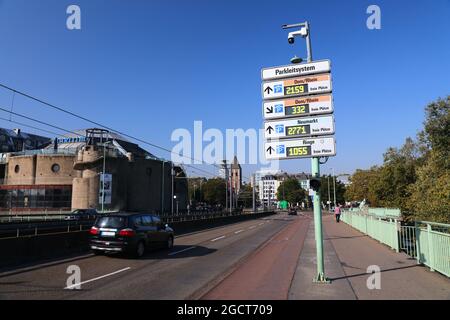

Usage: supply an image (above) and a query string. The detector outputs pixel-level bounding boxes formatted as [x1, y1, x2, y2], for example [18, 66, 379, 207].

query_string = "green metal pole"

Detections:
[306, 21, 328, 283]
[312, 157, 328, 282]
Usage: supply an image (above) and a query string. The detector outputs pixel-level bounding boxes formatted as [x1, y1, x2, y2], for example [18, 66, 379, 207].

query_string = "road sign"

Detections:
[264, 115, 334, 140]
[265, 136, 336, 160]
[261, 60, 331, 81]
[263, 94, 333, 120]
[262, 73, 332, 100]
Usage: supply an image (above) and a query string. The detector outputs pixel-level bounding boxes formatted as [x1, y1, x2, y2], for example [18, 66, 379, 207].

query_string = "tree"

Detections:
[276, 178, 307, 207]
[345, 96, 450, 223]
[345, 167, 381, 206]
[202, 178, 226, 206]
[407, 96, 450, 222]
[237, 184, 253, 208]
[188, 177, 206, 204]
[320, 175, 346, 206]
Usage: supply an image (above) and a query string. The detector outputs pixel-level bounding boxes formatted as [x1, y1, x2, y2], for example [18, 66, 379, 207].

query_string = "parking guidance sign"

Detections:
[262, 73, 332, 100]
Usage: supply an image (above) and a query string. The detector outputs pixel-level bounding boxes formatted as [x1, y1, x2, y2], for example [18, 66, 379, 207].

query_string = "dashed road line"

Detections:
[168, 246, 196, 256]
[234, 229, 244, 234]
[211, 236, 226, 242]
[64, 267, 131, 290]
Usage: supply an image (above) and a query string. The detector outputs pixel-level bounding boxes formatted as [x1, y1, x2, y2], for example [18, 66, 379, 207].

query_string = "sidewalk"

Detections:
[289, 214, 450, 300]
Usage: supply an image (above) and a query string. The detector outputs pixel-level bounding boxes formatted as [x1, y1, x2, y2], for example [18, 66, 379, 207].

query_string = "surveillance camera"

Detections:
[287, 27, 308, 44]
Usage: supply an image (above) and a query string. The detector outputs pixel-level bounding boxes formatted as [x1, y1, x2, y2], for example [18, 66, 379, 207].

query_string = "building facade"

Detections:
[0, 128, 188, 214]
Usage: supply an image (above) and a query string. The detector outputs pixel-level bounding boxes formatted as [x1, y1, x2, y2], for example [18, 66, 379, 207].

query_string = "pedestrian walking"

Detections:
[334, 204, 341, 223]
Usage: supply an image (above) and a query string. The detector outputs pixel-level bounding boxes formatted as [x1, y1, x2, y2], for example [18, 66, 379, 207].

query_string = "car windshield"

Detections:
[96, 216, 127, 229]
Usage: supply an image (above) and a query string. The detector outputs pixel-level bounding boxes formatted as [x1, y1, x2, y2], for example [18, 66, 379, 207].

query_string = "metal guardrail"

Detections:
[415, 221, 450, 278]
[342, 209, 450, 278]
[0, 209, 274, 239]
[341, 210, 399, 252]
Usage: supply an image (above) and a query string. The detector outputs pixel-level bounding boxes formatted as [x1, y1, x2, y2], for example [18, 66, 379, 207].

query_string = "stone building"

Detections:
[0, 128, 187, 213]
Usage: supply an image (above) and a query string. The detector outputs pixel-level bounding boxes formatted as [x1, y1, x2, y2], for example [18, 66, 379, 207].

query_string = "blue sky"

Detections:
[0, 0, 449, 181]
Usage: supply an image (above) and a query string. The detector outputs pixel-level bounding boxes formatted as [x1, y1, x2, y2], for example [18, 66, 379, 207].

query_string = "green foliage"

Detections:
[346, 96, 450, 223]
[320, 175, 346, 206]
[276, 178, 307, 206]
[237, 184, 253, 208]
[202, 178, 226, 205]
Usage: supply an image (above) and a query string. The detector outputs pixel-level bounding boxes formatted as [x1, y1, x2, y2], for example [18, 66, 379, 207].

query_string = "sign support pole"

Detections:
[304, 22, 329, 283]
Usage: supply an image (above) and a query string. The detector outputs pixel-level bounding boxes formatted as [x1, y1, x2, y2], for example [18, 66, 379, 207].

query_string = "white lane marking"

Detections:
[258, 223, 264, 226]
[234, 229, 244, 234]
[211, 236, 226, 242]
[64, 267, 131, 290]
[168, 246, 196, 256]
[249, 226, 256, 229]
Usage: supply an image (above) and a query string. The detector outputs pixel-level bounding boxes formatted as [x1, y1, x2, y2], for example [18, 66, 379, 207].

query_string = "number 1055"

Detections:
[287, 146, 311, 157]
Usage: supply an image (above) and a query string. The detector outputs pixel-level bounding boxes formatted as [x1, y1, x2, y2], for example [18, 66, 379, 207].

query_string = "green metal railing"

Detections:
[341, 210, 399, 252]
[341, 209, 450, 278]
[415, 221, 450, 277]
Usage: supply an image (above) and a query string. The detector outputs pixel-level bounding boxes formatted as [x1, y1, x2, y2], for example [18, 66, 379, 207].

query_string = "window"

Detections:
[96, 216, 126, 229]
[152, 215, 161, 225]
[51, 163, 60, 173]
[14, 165, 20, 173]
[141, 215, 152, 226]
[133, 216, 143, 227]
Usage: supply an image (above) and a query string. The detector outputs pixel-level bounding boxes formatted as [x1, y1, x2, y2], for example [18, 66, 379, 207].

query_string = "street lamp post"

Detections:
[328, 175, 331, 212]
[173, 195, 178, 215]
[332, 167, 337, 208]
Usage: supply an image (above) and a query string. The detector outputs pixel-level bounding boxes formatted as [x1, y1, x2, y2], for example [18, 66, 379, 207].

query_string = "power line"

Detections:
[0, 103, 220, 178]
[0, 116, 63, 137]
[0, 83, 253, 181]
[0, 83, 221, 174]
[0, 106, 80, 136]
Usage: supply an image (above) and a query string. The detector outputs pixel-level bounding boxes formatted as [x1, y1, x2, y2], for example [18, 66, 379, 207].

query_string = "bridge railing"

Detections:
[341, 209, 399, 252]
[341, 209, 450, 278]
[415, 221, 450, 278]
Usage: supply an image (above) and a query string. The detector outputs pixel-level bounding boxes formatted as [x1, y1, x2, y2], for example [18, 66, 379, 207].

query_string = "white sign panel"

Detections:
[265, 137, 336, 160]
[99, 173, 112, 205]
[262, 73, 332, 100]
[263, 94, 333, 120]
[264, 115, 334, 139]
[261, 60, 331, 81]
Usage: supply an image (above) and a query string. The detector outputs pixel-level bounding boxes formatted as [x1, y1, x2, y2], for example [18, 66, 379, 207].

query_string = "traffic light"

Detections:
[309, 177, 321, 191]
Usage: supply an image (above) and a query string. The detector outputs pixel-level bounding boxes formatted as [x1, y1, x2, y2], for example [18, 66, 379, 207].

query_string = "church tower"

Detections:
[230, 156, 242, 194]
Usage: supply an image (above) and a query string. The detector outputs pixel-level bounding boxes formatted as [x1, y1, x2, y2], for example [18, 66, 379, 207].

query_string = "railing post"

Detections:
[394, 219, 400, 252]
[427, 224, 435, 272]
[415, 221, 421, 264]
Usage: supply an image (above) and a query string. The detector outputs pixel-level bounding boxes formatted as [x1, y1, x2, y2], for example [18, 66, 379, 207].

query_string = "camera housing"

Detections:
[287, 27, 308, 44]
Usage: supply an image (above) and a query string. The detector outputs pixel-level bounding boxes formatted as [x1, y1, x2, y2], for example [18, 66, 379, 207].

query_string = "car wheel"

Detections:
[166, 236, 174, 249]
[135, 241, 145, 258]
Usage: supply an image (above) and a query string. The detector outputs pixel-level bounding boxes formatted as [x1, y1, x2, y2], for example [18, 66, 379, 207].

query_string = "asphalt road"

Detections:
[0, 212, 305, 300]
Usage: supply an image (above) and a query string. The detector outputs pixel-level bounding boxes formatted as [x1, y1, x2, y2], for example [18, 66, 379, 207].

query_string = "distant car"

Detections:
[288, 207, 297, 215]
[65, 209, 98, 221]
[89, 212, 174, 258]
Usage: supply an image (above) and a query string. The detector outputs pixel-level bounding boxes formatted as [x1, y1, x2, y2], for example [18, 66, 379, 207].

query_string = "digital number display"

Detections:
[286, 146, 312, 157]
[284, 84, 308, 96]
[285, 104, 310, 116]
[286, 125, 311, 136]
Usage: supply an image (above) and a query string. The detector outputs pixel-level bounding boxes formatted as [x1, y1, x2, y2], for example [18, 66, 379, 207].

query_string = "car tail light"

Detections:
[89, 226, 99, 235]
[119, 229, 135, 237]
